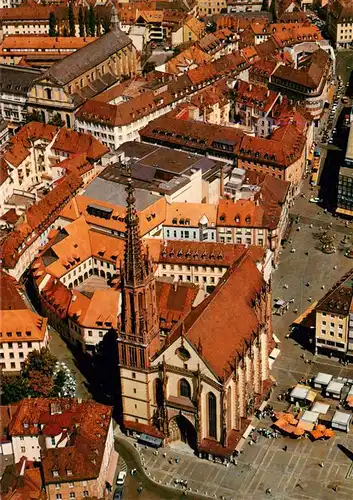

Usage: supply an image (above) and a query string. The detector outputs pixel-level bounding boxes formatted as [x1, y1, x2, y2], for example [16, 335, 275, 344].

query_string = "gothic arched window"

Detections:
[179, 378, 191, 399]
[208, 392, 217, 439]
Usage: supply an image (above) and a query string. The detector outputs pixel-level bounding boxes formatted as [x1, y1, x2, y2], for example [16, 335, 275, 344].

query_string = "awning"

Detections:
[292, 301, 318, 325]
[138, 433, 163, 448]
[272, 333, 281, 344]
[242, 424, 255, 439]
[269, 348, 280, 360]
[336, 207, 353, 216]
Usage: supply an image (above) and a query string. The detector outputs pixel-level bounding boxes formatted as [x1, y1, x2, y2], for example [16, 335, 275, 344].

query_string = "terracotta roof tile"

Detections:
[168, 252, 266, 378]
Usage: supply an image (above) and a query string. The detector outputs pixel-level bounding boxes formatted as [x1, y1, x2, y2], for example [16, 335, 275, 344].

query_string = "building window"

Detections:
[69, 482, 74, 488]
[208, 392, 217, 439]
[179, 378, 191, 398]
[51, 437, 56, 446]
[55, 484, 60, 489]
[56, 495, 62, 500]
[83, 492, 89, 498]
[69, 494, 75, 499]
[21, 446, 25, 453]
[132, 372, 136, 379]
[88, 331, 92, 336]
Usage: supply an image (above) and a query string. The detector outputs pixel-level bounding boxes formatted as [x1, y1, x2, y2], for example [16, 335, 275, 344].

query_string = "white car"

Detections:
[116, 471, 126, 486]
[309, 197, 323, 204]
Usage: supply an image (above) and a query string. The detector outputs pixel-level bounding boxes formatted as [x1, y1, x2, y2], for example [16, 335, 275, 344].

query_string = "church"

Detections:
[116, 176, 273, 460]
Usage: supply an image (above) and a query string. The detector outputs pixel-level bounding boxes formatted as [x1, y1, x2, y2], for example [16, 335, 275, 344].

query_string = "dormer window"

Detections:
[245, 216, 251, 224]
[172, 218, 177, 224]
[53, 470, 59, 477]
[23, 422, 29, 429]
[67, 469, 73, 476]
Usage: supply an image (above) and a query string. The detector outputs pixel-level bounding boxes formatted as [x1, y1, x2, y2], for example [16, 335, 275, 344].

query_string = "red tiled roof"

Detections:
[1, 173, 82, 269]
[167, 251, 266, 378]
[0, 270, 26, 310]
[8, 398, 112, 483]
[147, 239, 265, 267]
[156, 279, 198, 331]
[123, 419, 164, 438]
[53, 128, 109, 161]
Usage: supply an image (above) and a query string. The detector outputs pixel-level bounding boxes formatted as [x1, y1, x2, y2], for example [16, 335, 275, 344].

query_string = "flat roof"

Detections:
[290, 385, 310, 400]
[314, 372, 333, 385]
[339, 166, 353, 179]
[332, 411, 351, 425]
[301, 410, 319, 423]
[326, 380, 344, 394]
[83, 177, 161, 211]
[311, 402, 330, 414]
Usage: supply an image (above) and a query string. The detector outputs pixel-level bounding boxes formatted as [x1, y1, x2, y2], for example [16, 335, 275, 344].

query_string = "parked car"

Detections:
[114, 489, 123, 500]
[116, 471, 127, 487]
[309, 197, 323, 203]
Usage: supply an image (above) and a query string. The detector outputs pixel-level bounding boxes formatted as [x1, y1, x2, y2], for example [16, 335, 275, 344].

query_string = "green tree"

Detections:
[52, 370, 67, 396]
[143, 61, 156, 75]
[68, 2, 75, 37]
[87, 5, 96, 37]
[25, 110, 44, 123]
[49, 11, 56, 37]
[48, 113, 64, 127]
[1, 376, 30, 405]
[78, 6, 85, 37]
[23, 348, 56, 378]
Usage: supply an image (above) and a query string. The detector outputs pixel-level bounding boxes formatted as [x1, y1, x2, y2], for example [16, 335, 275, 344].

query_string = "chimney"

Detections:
[220, 164, 225, 198]
[267, 90, 270, 97]
[248, 84, 252, 91]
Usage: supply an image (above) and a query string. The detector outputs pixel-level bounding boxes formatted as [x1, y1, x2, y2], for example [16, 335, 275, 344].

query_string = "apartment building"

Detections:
[0, 121, 108, 217]
[0, 271, 49, 373]
[0, 64, 42, 125]
[231, 79, 280, 136]
[163, 202, 218, 242]
[328, 0, 353, 48]
[337, 121, 353, 217]
[1, 172, 83, 281]
[7, 398, 117, 497]
[315, 270, 353, 358]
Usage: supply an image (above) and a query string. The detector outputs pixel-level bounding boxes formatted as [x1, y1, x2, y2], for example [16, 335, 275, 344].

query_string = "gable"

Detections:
[152, 335, 219, 383]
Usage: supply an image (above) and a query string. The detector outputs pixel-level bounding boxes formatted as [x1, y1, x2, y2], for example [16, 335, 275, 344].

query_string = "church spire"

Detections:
[123, 170, 145, 286]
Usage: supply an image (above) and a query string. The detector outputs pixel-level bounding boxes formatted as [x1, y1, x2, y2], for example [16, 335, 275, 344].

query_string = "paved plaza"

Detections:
[134, 431, 353, 500]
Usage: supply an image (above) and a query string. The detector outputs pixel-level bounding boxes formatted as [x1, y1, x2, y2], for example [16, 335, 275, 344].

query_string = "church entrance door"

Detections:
[169, 415, 197, 450]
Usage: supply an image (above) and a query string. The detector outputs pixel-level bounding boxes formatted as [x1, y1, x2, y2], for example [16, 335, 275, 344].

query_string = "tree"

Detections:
[78, 6, 85, 37]
[52, 370, 67, 396]
[143, 61, 156, 75]
[23, 348, 56, 378]
[1, 376, 29, 405]
[48, 113, 64, 127]
[87, 5, 96, 37]
[25, 110, 44, 124]
[68, 2, 75, 37]
[27, 370, 54, 397]
[49, 11, 56, 37]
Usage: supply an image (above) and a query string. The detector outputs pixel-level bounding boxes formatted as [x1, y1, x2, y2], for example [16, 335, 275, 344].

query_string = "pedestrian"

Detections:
[333, 485, 339, 492]
[334, 265, 337, 270]
[321, 285, 325, 290]
[283, 445, 288, 452]
[308, 296, 312, 302]
[319, 462, 324, 468]
[266, 488, 272, 495]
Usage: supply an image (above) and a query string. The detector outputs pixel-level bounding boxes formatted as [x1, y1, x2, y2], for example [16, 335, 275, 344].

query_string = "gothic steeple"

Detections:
[119, 170, 159, 345]
[123, 173, 145, 286]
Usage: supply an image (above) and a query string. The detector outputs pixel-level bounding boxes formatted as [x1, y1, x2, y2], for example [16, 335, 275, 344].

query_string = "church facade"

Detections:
[117, 177, 273, 459]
